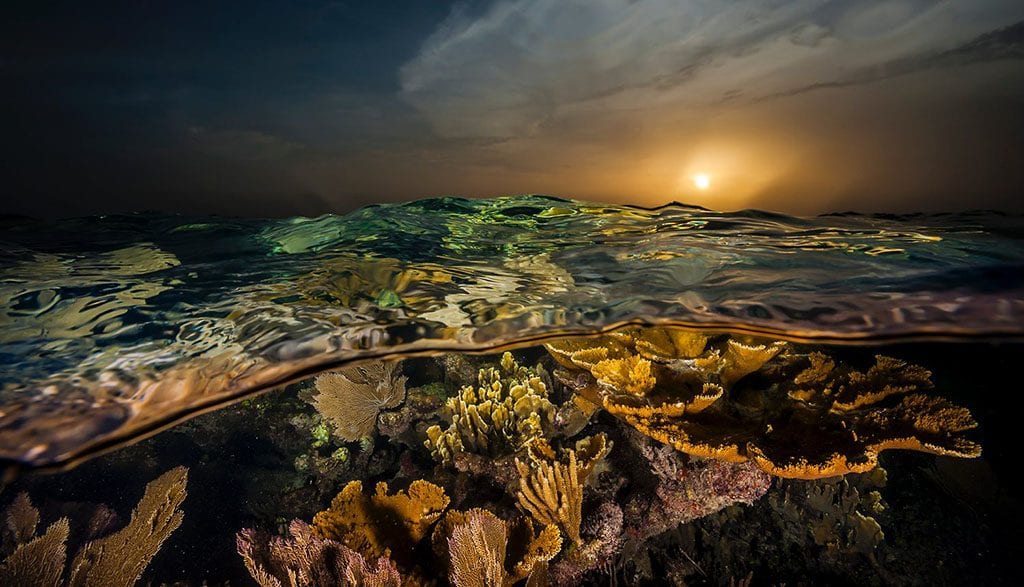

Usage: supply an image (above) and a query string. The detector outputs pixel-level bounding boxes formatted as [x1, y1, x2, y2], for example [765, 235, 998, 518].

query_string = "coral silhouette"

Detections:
[0, 467, 188, 587]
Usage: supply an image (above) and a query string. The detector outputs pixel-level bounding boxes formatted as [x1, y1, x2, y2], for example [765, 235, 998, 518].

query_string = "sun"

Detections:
[693, 173, 711, 190]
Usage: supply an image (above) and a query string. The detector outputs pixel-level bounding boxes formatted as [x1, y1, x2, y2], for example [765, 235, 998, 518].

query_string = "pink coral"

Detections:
[237, 519, 401, 587]
[549, 502, 625, 586]
[628, 444, 771, 540]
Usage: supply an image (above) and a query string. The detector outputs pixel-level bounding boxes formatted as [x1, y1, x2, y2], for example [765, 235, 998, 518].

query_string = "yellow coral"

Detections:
[616, 353, 980, 479]
[832, 355, 930, 411]
[718, 340, 786, 388]
[793, 352, 835, 387]
[447, 509, 509, 587]
[425, 352, 554, 464]
[545, 326, 710, 371]
[313, 479, 449, 562]
[512, 524, 561, 583]
[550, 327, 980, 480]
[69, 466, 189, 587]
[514, 434, 609, 544]
[603, 382, 724, 419]
[591, 355, 656, 396]
[0, 467, 188, 587]
[633, 328, 709, 361]
[546, 328, 786, 425]
[436, 509, 561, 587]
[0, 517, 69, 586]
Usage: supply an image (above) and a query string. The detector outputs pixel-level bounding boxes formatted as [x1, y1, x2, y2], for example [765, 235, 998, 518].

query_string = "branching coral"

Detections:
[434, 508, 561, 587]
[312, 479, 449, 564]
[514, 434, 609, 544]
[2, 492, 40, 549]
[0, 515, 69, 586]
[590, 355, 655, 396]
[0, 467, 187, 587]
[313, 360, 408, 442]
[448, 509, 507, 587]
[620, 354, 979, 478]
[550, 326, 980, 479]
[545, 327, 710, 371]
[425, 352, 555, 464]
[237, 519, 401, 587]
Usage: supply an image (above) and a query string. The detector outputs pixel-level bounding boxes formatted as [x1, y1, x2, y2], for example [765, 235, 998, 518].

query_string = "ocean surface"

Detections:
[1, 195, 1022, 585]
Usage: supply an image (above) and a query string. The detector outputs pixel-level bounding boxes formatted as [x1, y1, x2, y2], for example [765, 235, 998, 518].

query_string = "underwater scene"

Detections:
[1, 195, 1023, 585]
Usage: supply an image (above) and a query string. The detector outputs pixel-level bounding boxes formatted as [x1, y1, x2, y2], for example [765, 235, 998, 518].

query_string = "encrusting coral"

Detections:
[425, 352, 555, 465]
[627, 442, 772, 541]
[311, 479, 449, 564]
[0, 467, 188, 587]
[312, 360, 408, 442]
[548, 327, 981, 479]
[514, 434, 609, 545]
[237, 519, 401, 587]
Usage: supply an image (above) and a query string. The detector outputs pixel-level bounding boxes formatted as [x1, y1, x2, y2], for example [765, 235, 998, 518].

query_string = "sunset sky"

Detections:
[3, 0, 1023, 217]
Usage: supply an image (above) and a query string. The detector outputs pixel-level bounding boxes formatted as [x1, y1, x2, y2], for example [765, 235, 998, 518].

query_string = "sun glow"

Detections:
[693, 173, 711, 190]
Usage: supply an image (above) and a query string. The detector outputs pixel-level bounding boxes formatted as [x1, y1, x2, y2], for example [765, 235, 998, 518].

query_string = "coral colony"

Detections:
[0, 326, 984, 584]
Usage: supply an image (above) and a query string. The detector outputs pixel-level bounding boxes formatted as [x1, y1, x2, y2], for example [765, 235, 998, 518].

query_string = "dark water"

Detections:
[1, 196, 1023, 585]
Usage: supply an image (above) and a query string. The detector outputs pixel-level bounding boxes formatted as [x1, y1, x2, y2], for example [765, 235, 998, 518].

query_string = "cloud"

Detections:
[186, 126, 304, 161]
[399, 0, 1024, 139]
[755, 18, 1024, 101]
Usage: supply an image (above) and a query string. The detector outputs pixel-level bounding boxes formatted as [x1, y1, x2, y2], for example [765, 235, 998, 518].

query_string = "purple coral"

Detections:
[628, 444, 771, 540]
[550, 501, 625, 586]
[236, 519, 401, 586]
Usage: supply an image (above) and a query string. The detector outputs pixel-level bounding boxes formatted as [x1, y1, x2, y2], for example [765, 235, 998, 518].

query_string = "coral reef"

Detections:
[4, 335, 992, 585]
[312, 360, 408, 442]
[0, 467, 188, 587]
[68, 466, 189, 587]
[311, 479, 449, 563]
[425, 352, 555, 465]
[237, 519, 401, 587]
[549, 327, 981, 479]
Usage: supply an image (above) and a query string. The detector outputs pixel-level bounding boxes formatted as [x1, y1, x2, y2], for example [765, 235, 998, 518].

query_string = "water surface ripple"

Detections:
[2, 196, 1023, 467]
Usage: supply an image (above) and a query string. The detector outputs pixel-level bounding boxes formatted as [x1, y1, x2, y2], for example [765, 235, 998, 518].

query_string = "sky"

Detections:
[2, 0, 1023, 217]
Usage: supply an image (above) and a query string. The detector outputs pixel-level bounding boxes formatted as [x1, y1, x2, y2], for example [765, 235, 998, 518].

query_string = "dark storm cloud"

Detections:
[399, 0, 1024, 138]
[2, 0, 1023, 217]
[1, 0, 459, 217]
[762, 19, 1024, 101]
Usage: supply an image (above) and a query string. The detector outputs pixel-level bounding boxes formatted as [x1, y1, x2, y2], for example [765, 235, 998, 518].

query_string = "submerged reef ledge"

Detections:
[1, 196, 1022, 469]
[227, 338, 981, 585]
